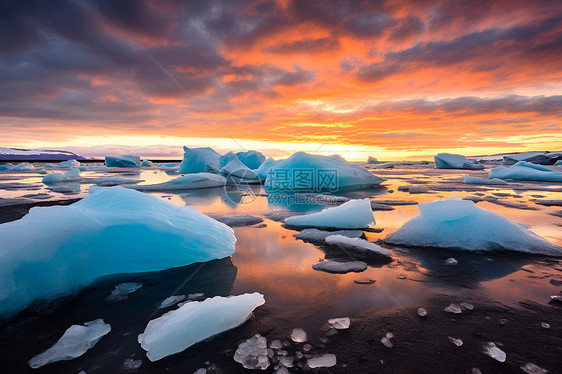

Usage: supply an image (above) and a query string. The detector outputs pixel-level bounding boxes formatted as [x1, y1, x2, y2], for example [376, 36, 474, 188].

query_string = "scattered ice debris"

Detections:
[312, 260, 367, 274]
[444, 257, 458, 266]
[285, 198, 375, 229]
[220, 157, 259, 180]
[520, 362, 548, 374]
[269, 339, 283, 350]
[291, 328, 307, 343]
[265, 152, 386, 192]
[105, 155, 141, 167]
[134, 173, 226, 190]
[490, 161, 562, 182]
[235, 150, 266, 169]
[463, 175, 508, 185]
[460, 302, 474, 310]
[11, 162, 34, 171]
[209, 214, 263, 227]
[59, 159, 80, 168]
[141, 160, 153, 167]
[384, 197, 561, 255]
[541, 322, 550, 329]
[28, 319, 111, 368]
[482, 342, 506, 362]
[307, 354, 337, 368]
[178, 147, 221, 174]
[158, 295, 186, 309]
[123, 357, 143, 369]
[448, 337, 463, 346]
[444, 303, 462, 314]
[278, 356, 294, 368]
[417, 308, 427, 317]
[233, 334, 270, 370]
[354, 278, 376, 284]
[381, 336, 393, 348]
[105, 282, 143, 302]
[328, 317, 350, 330]
[434, 153, 484, 170]
[0, 187, 236, 317]
[256, 157, 278, 180]
[139, 293, 265, 361]
[325, 235, 391, 258]
[294, 228, 363, 242]
[42, 168, 82, 184]
[373, 163, 394, 169]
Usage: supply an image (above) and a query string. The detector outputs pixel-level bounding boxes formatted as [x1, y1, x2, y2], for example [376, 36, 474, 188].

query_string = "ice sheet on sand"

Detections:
[93, 176, 141, 186]
[312, 260, 367, 273]
[178, 147, 221, 174]
[234, 334, 270, 370]
[434, 153, 484, 170]
[383, 197, 561, 255]
[328, 317, 350, 329]
[285, 199, 375, 229]
[133, 173, 226, 191]
[265, 152, 385, 192]
[325, 235, 391, 257]
[42, 168, 82, 184]
[209, 215, 263, 227]
[256, 157, 278, 180]
[141, 160, 154, 167]
[490, 161, 562, 182]
[220, 158, 259, 180]
[138, 293, 265, 361]
[236, 150, 266, 169]
[59, 159, 80, 168]
[28, 319, 111, 368]
[0, 186, 235, 316]
[463, 175, 508, 185]
[11, 162, 34, 171]
[482, 342, 506, 362]
[307, 354, 337, 368]
[294, 228, 363, 242]
[105, 155, 141, 167]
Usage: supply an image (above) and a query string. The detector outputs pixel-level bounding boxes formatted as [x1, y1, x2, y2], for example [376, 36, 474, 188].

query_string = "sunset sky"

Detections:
[1, 0, 561, 160]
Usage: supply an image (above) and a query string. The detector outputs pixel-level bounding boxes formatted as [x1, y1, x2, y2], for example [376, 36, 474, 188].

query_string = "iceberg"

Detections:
[219, 151, 238, 168]
[10, 162, 34, 171]
[0, 164, 13, 170]
[489, 161, 562, 182]
[325, 235, 391, 257]
[178, 147, 221, 174]
[372, 163, 394, 169]
[133, 173, 226, 191]
[141, 160, 154, 167]
[265, 152, 385, 192]
[42, 168, 82, 184]
[367, 156, 378, 164]
[0, 186, 236, 316]
[463, 175, 508, 185]
[503, 151, 562, 165]
[28, 319, 111, 368]
[434, 153, 484, 170]
[256, 157, 278, 180]
[235, 150, 266, 169]
[59, 159, 80, 168]
[220, 158, 259, 180]
[285, 199, 375, 229]
[384, 197, 561, 255]
[138, 293, 265, 361]
[105, 155, 141, 167]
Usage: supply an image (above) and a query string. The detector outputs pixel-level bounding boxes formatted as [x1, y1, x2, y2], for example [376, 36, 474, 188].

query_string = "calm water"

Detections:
[0, 163, 561, 373]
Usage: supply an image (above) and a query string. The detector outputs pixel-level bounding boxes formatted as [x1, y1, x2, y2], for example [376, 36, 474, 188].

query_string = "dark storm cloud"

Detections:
[263, 36, 340, 54]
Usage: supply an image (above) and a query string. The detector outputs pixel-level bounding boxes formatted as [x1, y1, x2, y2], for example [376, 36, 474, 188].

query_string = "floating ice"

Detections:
[381, 337, 393, 348]
[209, 215, 263, 227]
[11, 162, 34, 171]
[220, 158, 259, 180]
[444, 258, 458, 266]
[520, 362, 548, 374]
[384, 197, 561, 255]
[105, 155, 141, 167]
[265, 152, 385, 192]
[312, 260, 367, 273]
[133, 173, 226, 191]
[372, 163, 394, 169]
[444, 303, 462, 314]
[0, 164, 13, 170]
[555, 160, 562, 166]
[28, 319, 111, 368]
[285, 199, 375, 229]
[233, 334, 270, 370]
[291, 328, 307, 343]
[503, 152, 562, 165]
[482, 342, 506, 362]
[219, 151, 237, 168]
[434, 153, 484, 170]
[37, 168, 47, 174]
[463, 175, 508, 185]
[256, 157, 278, 180]
[307, 354, 336, 368]
[236, 150, 266, 169]
[123, 357, 143, 369]
[325, 235, 391, 257]
[490, 161, 562, 182]
[367, 156, 378, 164]
[105, 282, 143, 302]
[328, 317, 350, 329]
[178, 147, 221, 174]
[0, 187, 236, 316]
[141, 160, 154, 167]
[417, 308, 427, 317]
[158, 295, 187, 309]
[448, 337, 463, 346]
[59, 159, 80, 168]
[42, 168, 82, 184]
[139, 293, 265, 361]
[294, 228, 364, 242]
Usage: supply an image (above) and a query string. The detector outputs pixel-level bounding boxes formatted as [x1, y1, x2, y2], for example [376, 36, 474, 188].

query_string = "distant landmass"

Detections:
[0, 147, 87, 161]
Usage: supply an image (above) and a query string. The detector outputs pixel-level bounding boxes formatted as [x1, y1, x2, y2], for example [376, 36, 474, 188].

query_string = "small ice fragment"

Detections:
[385, 332, 394, 339]
[158, 295, 186, 309]
[28, 319, 111, 368]
[354, 278, 376, 284]
[302, 344, 312, 352]
[188, 293, 205, 300]
[444, 303, 462, 314]
[307, 354, 337, 368]
[417, 308, 427, 317]
[325, 328, 338, 337]
[291, 328, 307, 343]
[193, 368, 207, 374]
[105, 282, 142, 302]
[460, 302, 474, 310]
[279, 356, 294, 367]
[482, 342, 506, 362]
[448, 337, 463, 346]
[270, 339, 282, 350]
[274, 367, 290, 374]
[233, 334, 270, 370]
[296, 351, 303, 359]
[381, 337, 393, 348]
[123, 357, 142, 369]
[397, 274, 406, 279]
[444, 258, 458, 266]
[328, 317, 350, 330]
[471, 369, 482, 374]
[541, 322, 550, 329]
[520, 362, 548, 374]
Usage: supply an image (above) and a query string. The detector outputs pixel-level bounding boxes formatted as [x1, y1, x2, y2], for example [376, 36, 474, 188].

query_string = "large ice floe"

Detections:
[178, 147, 221, 174]
[42, 168, 82, 184]
[265, 152, 385, 192]
[0, 187, 236, 316]
[105, 155, 141, 167]
[28, 319, 111, 368]
[384, 197, 561, 255]
[503, 151, 562, 165]
[463, 175, 508, 185]
[434, 153, 485, 170]
[489, 161, 562, 182]
[285, 198, 375, 229]
[10, 162, 34, 171]
[133, 173, 226, 191]
[138, 293, 265, 361]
